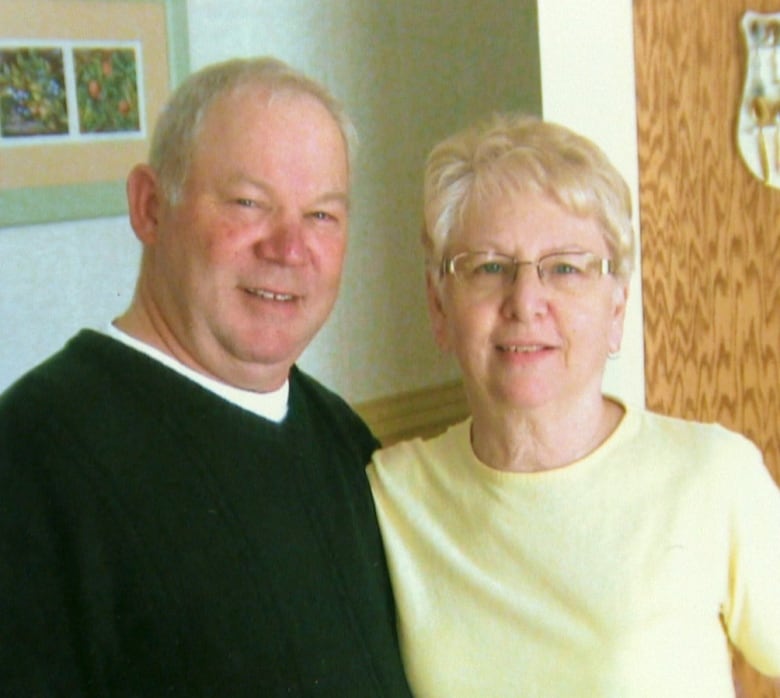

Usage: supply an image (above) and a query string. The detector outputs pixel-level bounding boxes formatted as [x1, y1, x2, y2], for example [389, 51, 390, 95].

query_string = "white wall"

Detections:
[0, 217, 139, 387]
[538, 0, 646, 407]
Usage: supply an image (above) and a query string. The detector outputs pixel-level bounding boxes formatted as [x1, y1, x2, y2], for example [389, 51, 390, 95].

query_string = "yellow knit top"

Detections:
[368, 406, 780, 697]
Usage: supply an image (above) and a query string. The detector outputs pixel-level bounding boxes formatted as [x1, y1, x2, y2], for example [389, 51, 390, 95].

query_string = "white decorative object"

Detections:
[738, 10, 780, 188]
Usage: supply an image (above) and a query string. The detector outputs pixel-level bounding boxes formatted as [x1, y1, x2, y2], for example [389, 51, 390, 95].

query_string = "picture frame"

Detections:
[0, 0, 190, 227]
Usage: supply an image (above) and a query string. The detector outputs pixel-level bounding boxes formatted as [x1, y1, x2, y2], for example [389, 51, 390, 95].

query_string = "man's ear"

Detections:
[426, 271, 452, 353]
[126, 164, 163, 245]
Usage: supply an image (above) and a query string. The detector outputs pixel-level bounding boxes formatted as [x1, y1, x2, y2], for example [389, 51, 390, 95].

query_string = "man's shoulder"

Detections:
[290, 365, 350, 411]
[0, 331, 137, 472]
[289, 366, 379, 451]
[0, 329, 203, 433]
[1, 330, 108, 408]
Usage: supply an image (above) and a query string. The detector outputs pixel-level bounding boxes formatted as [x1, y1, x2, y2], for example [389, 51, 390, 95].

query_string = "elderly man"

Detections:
[0, 57, 412, 697]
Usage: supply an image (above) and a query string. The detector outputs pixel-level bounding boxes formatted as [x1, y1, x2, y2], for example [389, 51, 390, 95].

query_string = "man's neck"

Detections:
[106, 321, 289, 423]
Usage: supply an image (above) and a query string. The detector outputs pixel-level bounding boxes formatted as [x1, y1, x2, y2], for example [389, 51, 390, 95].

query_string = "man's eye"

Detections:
[309, 210, 336, 222]
[235, 198, 273, 213]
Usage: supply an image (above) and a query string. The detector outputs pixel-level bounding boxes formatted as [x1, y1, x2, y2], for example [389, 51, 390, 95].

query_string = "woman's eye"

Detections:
[549, 263, 581, 275]
[476, 262, 506, 275]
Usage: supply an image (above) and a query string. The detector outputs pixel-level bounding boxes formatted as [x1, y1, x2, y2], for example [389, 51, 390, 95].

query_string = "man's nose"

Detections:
[256, 215, 307, 265]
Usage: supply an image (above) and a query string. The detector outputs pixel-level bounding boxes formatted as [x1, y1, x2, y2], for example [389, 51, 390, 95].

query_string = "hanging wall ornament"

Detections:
[738, 11, 780, 188]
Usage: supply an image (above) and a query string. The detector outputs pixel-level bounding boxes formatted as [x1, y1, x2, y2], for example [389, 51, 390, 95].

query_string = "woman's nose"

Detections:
[501, 263, 549, 319]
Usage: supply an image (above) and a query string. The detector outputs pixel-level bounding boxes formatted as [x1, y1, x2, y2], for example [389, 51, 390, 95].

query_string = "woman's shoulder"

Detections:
[369, 418, 471, 476]
[621, 404, 766, 479]
[630, 405, 756, 447]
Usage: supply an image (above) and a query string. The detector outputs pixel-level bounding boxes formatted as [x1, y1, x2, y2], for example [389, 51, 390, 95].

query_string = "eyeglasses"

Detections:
[440, 250, 614, 296]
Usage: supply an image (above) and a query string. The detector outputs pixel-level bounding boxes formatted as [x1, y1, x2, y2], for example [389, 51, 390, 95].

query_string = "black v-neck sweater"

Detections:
[0, 331, 412, 697]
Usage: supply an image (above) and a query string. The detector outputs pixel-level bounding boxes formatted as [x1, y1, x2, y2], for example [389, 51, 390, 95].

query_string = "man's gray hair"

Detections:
[149, 56, 358, 203]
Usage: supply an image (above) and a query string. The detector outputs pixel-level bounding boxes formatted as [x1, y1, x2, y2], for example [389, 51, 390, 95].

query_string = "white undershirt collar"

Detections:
[104, 324, 289, 423]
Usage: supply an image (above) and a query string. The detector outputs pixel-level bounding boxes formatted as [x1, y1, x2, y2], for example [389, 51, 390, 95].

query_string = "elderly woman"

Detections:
[367, 114, 780, 697]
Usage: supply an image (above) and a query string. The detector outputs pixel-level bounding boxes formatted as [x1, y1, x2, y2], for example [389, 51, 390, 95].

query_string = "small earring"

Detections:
[607, 350, 620, 360]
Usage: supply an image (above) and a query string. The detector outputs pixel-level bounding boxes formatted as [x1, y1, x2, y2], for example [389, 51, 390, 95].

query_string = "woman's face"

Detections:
[428, 189, 628, 417]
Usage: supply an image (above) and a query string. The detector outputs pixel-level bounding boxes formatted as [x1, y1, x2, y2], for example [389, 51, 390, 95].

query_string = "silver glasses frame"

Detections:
[439, 250, 614, 291]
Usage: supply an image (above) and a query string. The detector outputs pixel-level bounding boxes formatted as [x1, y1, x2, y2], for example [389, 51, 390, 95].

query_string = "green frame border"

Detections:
[0, 0, 190, 228]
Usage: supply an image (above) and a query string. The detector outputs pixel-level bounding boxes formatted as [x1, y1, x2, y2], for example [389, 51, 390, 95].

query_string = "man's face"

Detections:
[143, 86, 350, 390]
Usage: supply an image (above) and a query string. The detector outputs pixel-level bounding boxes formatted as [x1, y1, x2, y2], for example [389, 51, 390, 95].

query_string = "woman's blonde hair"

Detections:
[423, 113, 634, 281]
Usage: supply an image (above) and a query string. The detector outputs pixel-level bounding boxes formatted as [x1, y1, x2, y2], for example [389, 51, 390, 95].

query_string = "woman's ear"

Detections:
[126, 164, 162, 245]
[607, 281, 629, 355]
[426, 271, 452, 353]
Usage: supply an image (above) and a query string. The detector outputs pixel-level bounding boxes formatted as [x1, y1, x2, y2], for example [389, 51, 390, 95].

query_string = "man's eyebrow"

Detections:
[224, 174, 273, 193]
[225, 174, 350, 210]
[313, 191, 351, 210]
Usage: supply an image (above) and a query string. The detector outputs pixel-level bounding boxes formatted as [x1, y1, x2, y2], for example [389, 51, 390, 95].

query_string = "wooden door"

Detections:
[633, 0, 780, 695]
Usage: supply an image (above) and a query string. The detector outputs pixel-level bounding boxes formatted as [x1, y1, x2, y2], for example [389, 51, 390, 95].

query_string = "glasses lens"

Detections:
[539, 252, 603, 293]
[447, 250, 611, 296]
[452, 252, 515, 292]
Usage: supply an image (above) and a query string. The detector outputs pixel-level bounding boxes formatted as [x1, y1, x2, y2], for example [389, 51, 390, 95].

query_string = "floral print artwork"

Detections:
[0, 41, 142, 141]
[0, 48, 68, 137]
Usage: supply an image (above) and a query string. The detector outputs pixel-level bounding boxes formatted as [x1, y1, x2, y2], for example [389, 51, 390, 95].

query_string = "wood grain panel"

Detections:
[354, 380, 468, 446]
[634, 0, 780, 695]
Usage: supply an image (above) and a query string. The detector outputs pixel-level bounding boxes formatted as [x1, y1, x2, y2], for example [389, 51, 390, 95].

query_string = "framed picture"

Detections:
[0, 0, 189, 227]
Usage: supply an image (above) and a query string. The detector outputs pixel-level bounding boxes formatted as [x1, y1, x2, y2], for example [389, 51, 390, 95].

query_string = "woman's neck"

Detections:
[470, 396, 624, 473]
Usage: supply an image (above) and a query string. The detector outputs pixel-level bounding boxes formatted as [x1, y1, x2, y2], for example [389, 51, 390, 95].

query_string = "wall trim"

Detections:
[354, 380, 469, 446]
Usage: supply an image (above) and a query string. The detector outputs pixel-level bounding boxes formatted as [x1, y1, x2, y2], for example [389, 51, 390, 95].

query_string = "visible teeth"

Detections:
[501, 345, 543, 353]
[247, 288, 294, 301]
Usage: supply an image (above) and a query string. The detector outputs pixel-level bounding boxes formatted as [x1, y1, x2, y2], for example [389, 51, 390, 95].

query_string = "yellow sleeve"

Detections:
[723, 447, 780, 678]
